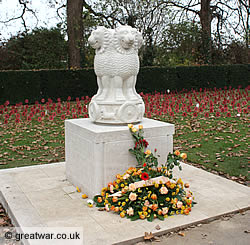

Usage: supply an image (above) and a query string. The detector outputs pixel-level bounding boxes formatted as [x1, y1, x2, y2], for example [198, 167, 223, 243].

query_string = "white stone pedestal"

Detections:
[65, 118, 174, 197]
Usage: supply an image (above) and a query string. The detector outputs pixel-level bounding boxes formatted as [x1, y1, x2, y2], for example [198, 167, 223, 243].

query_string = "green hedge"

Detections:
[0, 64, 249, 104]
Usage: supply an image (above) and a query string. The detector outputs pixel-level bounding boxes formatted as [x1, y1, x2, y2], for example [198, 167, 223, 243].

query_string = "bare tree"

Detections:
[167, 0, 248, 63]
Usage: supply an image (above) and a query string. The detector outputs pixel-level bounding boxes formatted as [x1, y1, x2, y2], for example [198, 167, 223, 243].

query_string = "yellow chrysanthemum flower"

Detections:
[132, 127, 137, 133]
[128, 124, 133, 129]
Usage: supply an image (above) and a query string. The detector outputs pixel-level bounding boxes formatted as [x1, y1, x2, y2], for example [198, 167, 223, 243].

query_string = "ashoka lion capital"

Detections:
[88, 25, 145, 124]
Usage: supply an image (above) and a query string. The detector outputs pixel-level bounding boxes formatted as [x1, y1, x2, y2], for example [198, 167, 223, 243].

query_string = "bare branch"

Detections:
[56, 4, 66, 22]
[0, 0, 38, 31]
[82, 0, 123, 27]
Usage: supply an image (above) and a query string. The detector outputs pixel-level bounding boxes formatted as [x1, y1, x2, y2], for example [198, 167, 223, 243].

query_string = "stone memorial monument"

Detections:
[65, 25, 174, 197]
[87, 25, 145, 124]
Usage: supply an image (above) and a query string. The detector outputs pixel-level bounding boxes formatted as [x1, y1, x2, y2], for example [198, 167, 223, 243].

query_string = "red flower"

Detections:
[193, 112, 197, 117]
[216, 112, 220, 117]
[37, 117, 42, 122]
[143, 163, 147, 167]
[204, 112, 209, 117]
[226, 112, 231, 117]
[182, 112, 187, 117]
[61, 115, 66, 120]
[141, 172, 149, 180]
[143, 139, 149, 147]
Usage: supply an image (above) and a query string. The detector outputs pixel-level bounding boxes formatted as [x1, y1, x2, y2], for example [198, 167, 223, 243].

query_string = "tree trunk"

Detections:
[200, 0, 212, 64]
[67, 0, 83, 68]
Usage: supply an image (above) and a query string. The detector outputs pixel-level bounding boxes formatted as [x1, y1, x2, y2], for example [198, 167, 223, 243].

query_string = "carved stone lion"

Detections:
[88, 25, 145, 124]
[88, 26, 113, 100]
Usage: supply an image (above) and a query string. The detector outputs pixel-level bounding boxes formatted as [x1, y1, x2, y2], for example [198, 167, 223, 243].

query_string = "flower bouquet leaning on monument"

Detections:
[93, 124, 196, 221]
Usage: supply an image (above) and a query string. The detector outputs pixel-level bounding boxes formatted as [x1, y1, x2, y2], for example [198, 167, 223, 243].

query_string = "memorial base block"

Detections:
[65, 118, 174, 197]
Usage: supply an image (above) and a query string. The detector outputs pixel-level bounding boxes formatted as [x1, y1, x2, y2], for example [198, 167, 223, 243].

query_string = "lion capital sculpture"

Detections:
[88, 25, 145, 124]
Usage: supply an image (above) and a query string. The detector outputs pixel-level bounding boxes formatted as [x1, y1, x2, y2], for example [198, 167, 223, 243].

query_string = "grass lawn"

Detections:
[0, 87, 249, 185]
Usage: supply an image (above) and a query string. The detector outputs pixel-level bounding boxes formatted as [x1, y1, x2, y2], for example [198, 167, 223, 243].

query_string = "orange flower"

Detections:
[140, 214, 146, 219]
[112, 196, 118, 203]
[184, 183, 190, 188]
[142, 206, 148, 211]
[151, 194, 157, 200]
[151, 204, 158, 211]
[110, 205, 115, 211]
[108, 182, 113, 187]
[186, 199, 192, 205]
[158, 210, 162, 215]
[132, 171, 138, 176]
[157, 167, 162, 172]
[128, 124, 133, 128]
[128, 167, 136, 172]
[116, 174, 121, 179]
[180, 153, 187, 159]
[139, 125, 143, 130]
[166, 181, 171, 188]
[145, 149, 151, 155]
[97, 197, 103, 203]
[114, 207, 119, 212]
[184, 209, 190, 215]
[120, 212, 125, 218]
[174, 150, 180, 156]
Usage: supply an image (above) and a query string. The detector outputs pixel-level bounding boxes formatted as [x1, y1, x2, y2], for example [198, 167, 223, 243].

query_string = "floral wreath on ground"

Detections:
[93, 124, 196, 221]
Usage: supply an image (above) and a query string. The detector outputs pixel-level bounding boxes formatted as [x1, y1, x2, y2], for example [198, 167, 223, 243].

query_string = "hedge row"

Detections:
[0, 64, 249, 104]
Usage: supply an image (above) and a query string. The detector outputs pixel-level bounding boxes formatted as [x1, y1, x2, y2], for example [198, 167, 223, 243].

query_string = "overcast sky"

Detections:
[0, 0, 245, 43]
[0, 0, 66, 41]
